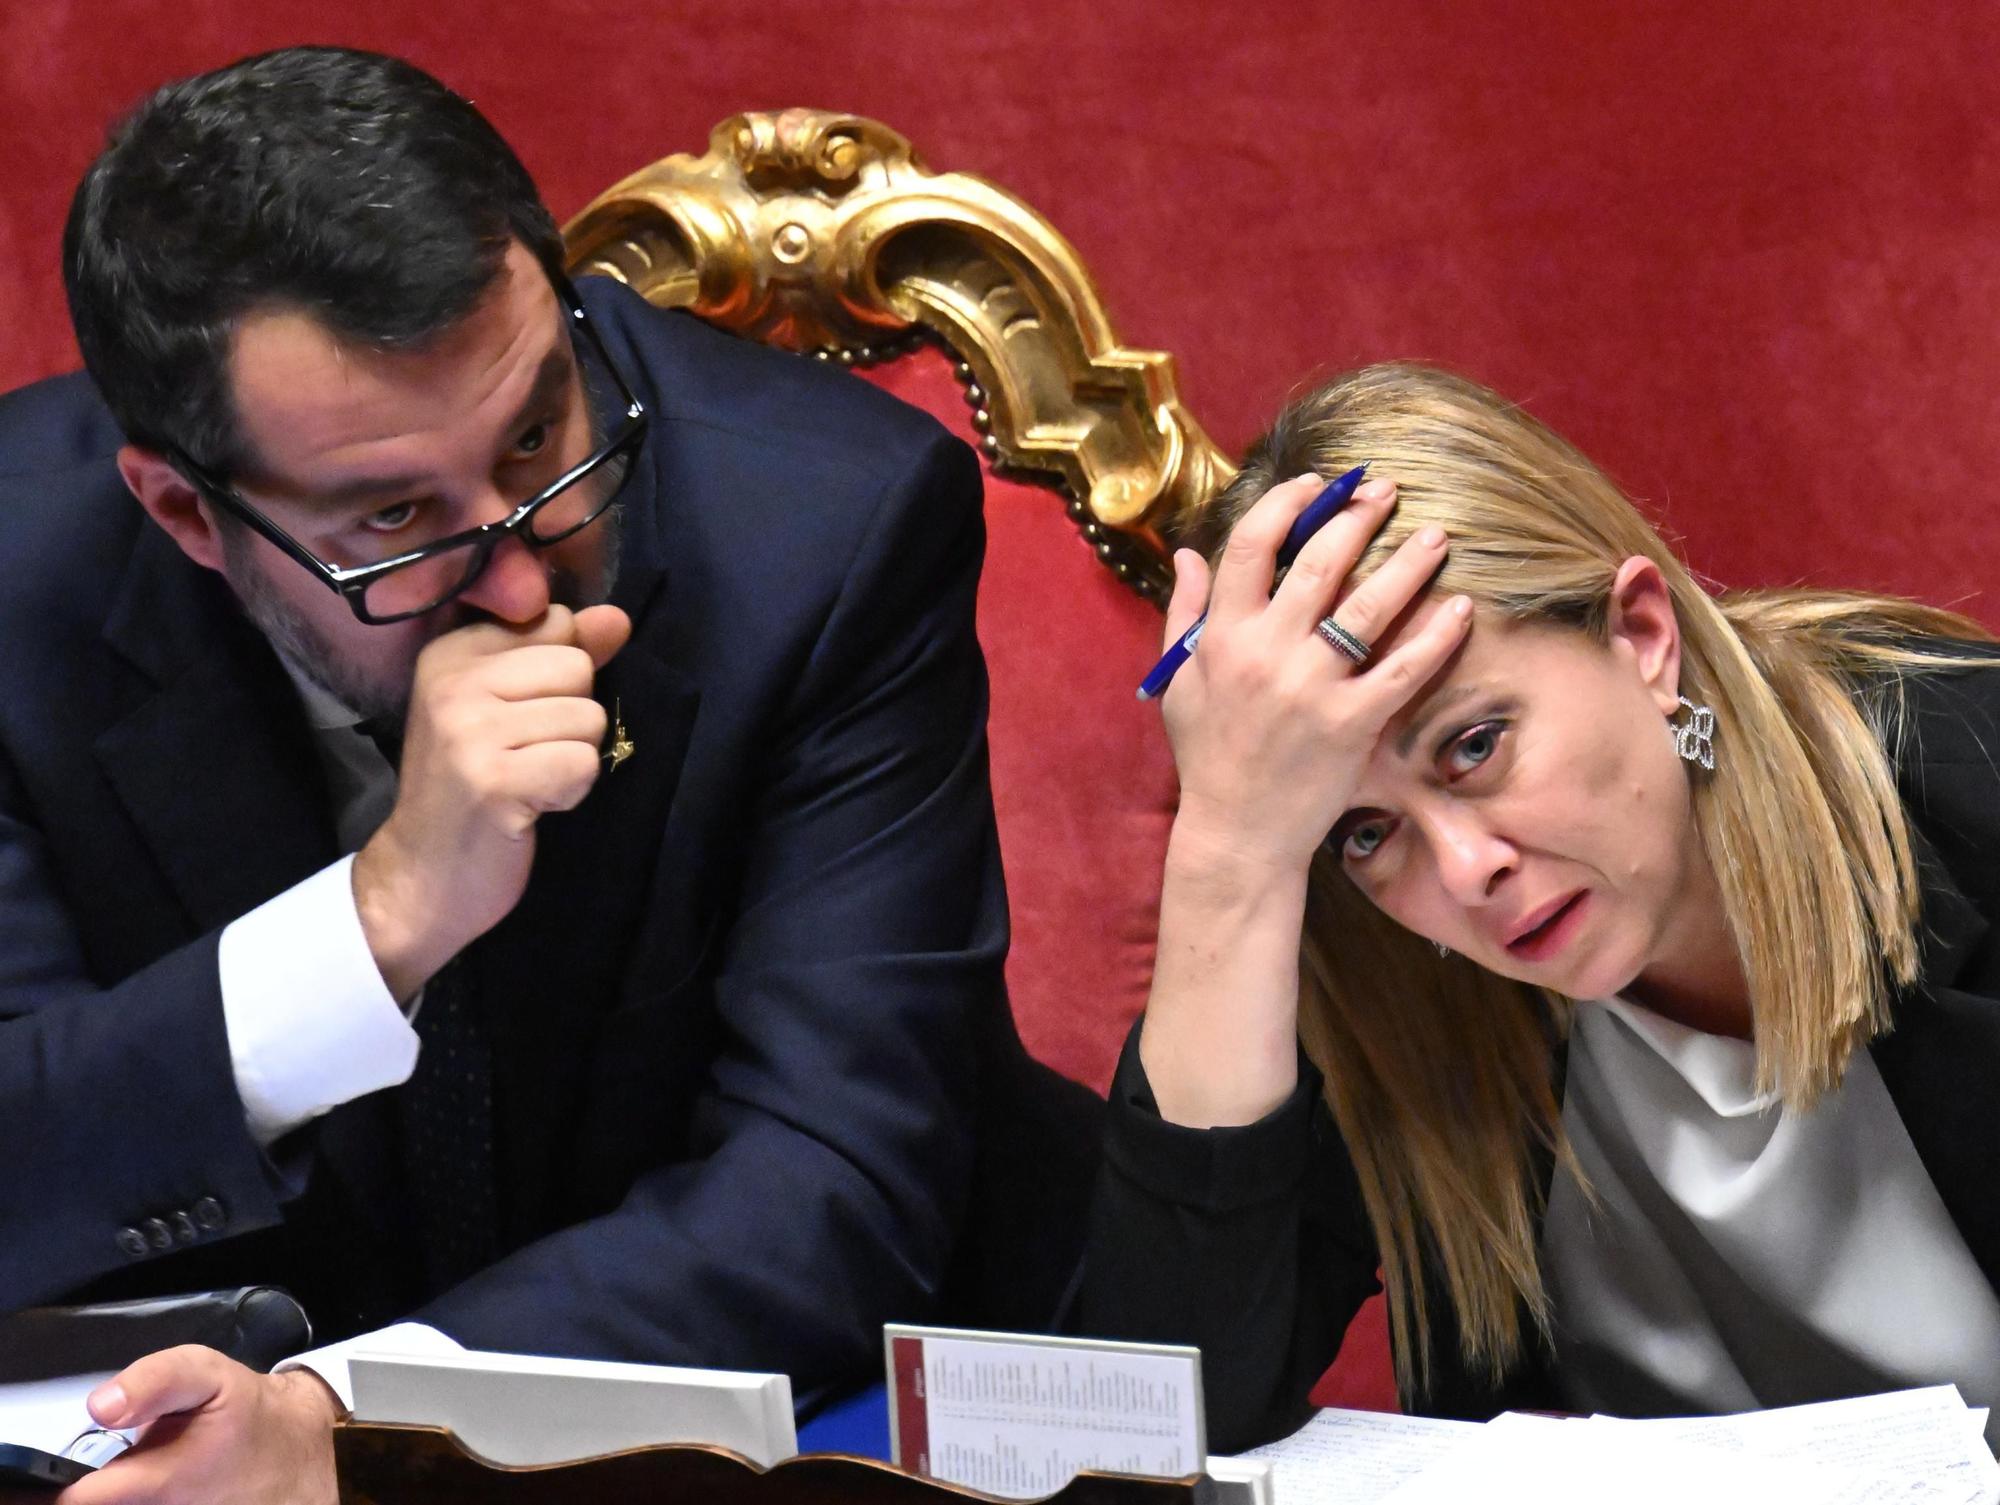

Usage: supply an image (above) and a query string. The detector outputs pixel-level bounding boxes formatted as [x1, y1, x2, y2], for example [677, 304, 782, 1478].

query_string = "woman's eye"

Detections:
[362, 501, 418, 533]
[1445, 721, 1505, 775]
[513, 423, 550, 458]
[1341, 818, 1393, 861]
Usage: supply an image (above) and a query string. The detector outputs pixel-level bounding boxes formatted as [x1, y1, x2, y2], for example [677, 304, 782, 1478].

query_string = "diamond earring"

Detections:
[1435, 941, 1452, 958]
[1670, 695, 1716, 770]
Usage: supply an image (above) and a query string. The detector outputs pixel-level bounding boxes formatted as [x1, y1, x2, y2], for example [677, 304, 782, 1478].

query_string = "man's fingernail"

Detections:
[88, 1381, 128, 1424]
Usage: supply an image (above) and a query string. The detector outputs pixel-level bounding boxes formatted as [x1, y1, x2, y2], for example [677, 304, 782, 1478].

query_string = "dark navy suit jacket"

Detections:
[0, 279, 1081, 1396]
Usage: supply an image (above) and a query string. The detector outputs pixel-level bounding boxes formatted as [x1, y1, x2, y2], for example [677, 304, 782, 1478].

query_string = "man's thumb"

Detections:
[573, 604, 633, 669]
[89, 1345, 229, 1428]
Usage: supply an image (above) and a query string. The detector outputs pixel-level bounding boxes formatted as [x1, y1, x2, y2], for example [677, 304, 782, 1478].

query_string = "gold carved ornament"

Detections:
[563, 110, 1234, 603]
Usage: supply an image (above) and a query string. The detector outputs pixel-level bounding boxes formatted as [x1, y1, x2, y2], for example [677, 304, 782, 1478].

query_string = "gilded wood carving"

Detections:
[564, 110, 1233, 602]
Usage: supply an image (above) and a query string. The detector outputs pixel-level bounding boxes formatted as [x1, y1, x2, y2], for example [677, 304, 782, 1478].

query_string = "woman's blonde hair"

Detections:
[1185, 362, 1994, 1401]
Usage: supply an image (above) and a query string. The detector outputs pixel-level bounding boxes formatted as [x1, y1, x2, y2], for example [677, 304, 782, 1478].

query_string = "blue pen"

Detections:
[1136, 463, 1370, 700]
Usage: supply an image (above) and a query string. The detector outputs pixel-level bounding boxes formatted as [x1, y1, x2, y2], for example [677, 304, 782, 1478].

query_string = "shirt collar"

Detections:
[269, 643, 364, 733]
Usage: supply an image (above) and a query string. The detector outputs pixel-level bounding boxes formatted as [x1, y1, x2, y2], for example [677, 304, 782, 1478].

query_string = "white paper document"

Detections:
[1374, 1411, 1879, 1505]
[1230, 1388, 1998, 1505]
[885, 1324, 1204, 1499]
[1585, 1387, 2000, 1504]
[0, 1372, 120, 1458]
[1237, 1407, 1481, 1504]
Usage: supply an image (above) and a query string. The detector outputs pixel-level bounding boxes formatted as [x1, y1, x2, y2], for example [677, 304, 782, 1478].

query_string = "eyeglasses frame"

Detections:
[167, 270, 648, 626]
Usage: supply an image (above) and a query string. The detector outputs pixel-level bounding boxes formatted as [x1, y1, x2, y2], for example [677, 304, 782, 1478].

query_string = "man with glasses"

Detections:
[166, 274, 649, 636]
[0, 46, 1084, 1505]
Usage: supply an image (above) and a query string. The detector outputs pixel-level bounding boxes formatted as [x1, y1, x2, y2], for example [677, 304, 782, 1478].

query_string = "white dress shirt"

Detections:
[215, 663, 415, 1146]
[1544, 996, 2000, 1445]
[212, 656, 447, 1392]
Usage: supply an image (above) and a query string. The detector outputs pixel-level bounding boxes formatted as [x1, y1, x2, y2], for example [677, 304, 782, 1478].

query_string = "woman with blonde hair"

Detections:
[1083, 361, 2000, 1449]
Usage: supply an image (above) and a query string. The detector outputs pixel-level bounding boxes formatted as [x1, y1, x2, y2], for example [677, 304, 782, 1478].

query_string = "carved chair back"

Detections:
[564, 110, 1227, 1090]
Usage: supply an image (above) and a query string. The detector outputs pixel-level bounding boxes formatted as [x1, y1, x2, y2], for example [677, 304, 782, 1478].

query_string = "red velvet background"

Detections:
[7, 0, 1999, 1416]
[8, 2, 2000, 611]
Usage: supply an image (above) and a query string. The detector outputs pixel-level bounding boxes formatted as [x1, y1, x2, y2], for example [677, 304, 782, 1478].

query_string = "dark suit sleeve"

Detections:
[1080, 1021, 1383, 1452]
[0, 746, 288, 1310]
[419, 433, 1007, 1398]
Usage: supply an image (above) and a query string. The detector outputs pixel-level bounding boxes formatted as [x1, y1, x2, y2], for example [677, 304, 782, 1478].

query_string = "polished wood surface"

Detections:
[334, 1422, 1214, 1505]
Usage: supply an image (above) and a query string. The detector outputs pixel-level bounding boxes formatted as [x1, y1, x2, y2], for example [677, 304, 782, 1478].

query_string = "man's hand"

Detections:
[354, 603, 632, 999]
[57, 1347, 341, 1505]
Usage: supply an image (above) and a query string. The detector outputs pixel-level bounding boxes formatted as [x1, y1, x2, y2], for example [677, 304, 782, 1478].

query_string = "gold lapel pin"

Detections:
[604, 699, 636, 771]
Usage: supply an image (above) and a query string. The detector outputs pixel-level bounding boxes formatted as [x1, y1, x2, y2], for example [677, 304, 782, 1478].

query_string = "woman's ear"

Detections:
[1606, 555, 1683, 718]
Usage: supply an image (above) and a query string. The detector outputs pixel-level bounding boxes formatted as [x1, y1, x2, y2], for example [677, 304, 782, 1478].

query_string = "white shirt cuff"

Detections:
[217, 854, 420, 1146]
[275, 1322, 465, 1412]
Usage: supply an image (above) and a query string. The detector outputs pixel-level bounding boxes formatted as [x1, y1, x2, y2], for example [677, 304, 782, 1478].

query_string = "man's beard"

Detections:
[219, 507, 623, 727]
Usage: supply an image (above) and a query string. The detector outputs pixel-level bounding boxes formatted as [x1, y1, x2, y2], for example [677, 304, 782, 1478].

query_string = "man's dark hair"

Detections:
[63, 46, 565, 474]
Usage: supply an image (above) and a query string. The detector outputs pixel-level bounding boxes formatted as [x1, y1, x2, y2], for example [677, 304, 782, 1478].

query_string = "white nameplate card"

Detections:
[885, 1324, 1205, 1500]
[347, 1349, 796, 1468]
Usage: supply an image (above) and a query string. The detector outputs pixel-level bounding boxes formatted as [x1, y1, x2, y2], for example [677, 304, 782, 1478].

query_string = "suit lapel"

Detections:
[88, 529, 411, 1319]
[1869, 822, 2000, 1291]
[92, 528, 334, 936]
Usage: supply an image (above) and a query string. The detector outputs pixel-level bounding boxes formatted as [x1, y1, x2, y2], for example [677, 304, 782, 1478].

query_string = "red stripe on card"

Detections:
[891, 1335, 930, 1474]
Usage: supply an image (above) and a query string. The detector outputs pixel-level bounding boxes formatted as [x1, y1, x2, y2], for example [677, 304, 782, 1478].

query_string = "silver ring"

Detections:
[1315, 616, 1371, 666]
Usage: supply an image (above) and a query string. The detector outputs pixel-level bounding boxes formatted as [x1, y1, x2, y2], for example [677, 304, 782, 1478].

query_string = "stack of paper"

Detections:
[1239, 1409, 1482, 1503]
[1238, 1387, 1999, 1504]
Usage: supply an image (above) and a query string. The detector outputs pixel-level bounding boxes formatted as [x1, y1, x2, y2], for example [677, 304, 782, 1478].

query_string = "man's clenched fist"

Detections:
[355, 602, 632, 1000]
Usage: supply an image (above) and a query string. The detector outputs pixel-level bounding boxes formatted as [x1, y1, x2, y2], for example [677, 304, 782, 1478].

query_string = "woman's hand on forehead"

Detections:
[1158, 472, 1471, 876]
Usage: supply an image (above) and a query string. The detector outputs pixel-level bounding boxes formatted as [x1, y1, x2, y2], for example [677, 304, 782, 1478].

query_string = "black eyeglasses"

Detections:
[171, 275, 647, 625]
